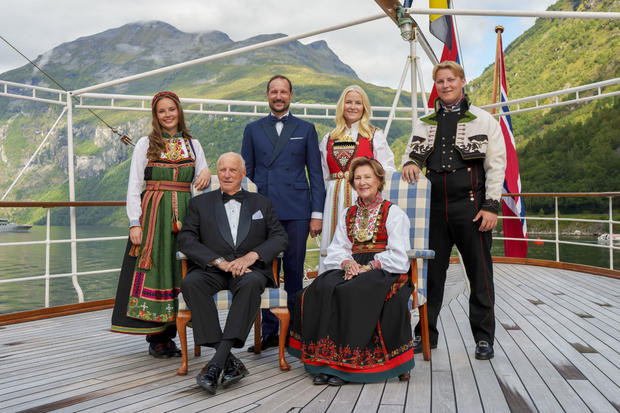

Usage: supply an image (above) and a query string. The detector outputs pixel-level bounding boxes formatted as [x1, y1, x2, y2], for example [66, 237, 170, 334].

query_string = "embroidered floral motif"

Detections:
[162, 138, 188, 161]
[299, 333, 414, 369]
[346, 200, 391, 254]
[385, 273, 409, 301]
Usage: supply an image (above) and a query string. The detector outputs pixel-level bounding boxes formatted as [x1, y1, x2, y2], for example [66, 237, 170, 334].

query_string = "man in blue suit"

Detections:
[242, 75, 325, 350]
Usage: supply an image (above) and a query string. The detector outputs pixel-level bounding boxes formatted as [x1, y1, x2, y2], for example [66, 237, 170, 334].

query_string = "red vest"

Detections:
[346, 200, 391, 255]
[326, 135, 374, 174]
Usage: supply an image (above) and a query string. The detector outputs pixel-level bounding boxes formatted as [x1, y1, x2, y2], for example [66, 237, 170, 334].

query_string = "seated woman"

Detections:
[318, 85, 396, 273]
[288, 157, 414, 385]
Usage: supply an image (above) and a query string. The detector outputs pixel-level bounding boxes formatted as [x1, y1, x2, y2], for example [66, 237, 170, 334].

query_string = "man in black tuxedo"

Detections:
[178, 152, 288, 395]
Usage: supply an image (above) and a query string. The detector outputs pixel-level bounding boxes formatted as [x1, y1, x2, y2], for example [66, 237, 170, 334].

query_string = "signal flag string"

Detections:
[0, 35, 135, 146]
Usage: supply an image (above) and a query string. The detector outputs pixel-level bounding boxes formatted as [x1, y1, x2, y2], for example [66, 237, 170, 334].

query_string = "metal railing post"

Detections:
[45, 208, 51, 308]
[410, 38, 418, 129]
[66, 93, 84, 302]
[555, 197, 560, 262]
[384, 55, 411, 140]
[609, 196, 614, 270]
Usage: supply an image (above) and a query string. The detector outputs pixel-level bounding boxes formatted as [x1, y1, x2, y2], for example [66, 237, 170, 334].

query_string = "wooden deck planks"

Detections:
[0, 264, 618, 412]
[492, 268, 620, 409]
[453, 294, 530, 413]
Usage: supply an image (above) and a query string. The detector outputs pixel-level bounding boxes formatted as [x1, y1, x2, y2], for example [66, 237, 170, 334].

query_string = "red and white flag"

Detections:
[498, 36, 528, 257]
[427, 0, 460, 108]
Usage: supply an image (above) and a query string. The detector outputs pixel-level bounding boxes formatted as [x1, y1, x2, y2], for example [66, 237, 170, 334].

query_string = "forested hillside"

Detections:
[468, 0, 620, 210]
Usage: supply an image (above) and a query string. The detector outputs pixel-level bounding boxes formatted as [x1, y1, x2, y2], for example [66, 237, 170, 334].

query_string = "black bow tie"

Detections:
[223, 191, 244, 204]
[269, 114, 289, 123]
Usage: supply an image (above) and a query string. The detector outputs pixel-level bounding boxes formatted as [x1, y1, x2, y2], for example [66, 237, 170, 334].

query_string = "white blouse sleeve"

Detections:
[191, 138, 208, 177]
[374, 205, 411, 274]
[319, 133, 330, 186]
[372, 129, 396, 172]
[322, 208, 353, 271]
[126, 137, 149, 227]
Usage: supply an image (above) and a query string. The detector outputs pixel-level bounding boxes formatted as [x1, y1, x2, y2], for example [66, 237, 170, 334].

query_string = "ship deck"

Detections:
[1, 263, 619, 413]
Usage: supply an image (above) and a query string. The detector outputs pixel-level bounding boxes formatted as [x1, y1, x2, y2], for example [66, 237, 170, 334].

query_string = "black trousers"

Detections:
[415, 166, 495, 345]
[181, 268, 268, 348]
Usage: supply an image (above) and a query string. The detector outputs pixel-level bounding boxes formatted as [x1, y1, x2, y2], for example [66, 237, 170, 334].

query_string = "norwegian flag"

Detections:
[427, 0, 460, 108]
[498, 36, 528, 257]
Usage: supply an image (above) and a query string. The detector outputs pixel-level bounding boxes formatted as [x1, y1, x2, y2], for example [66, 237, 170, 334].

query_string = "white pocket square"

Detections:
[290, 137, 304, 140]
[252, 210, 264, 220]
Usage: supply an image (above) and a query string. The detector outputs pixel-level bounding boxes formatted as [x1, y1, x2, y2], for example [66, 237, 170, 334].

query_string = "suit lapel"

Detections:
[269, 117, 298, 166]
[261, 119, 279, 148]
[236, 191, 252, 247]
[213, 192, 235, 248]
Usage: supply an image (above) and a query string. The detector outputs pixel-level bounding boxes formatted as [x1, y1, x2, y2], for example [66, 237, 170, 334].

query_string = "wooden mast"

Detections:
[491, 25, 504, 114]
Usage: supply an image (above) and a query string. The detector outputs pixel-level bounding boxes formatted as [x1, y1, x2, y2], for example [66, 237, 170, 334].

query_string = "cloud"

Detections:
[2, 0, 556, 93]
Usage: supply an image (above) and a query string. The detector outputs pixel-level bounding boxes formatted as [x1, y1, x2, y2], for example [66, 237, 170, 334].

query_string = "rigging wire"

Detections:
[0, 35, 135, 146]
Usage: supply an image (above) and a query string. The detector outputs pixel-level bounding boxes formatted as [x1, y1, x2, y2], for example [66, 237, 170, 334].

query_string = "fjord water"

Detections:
[0, 225, 617, 314]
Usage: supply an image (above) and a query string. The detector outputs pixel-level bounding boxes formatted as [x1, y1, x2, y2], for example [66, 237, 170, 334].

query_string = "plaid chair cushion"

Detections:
[212, 288, 288, 310]
[381, 171, 433, 306]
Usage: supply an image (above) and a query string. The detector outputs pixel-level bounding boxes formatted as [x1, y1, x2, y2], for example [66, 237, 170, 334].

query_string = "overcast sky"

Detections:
[2, 0, 556, 94]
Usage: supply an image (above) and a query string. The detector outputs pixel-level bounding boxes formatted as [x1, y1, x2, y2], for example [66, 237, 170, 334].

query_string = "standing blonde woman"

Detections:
[111, 91, 211, 358]
[319, 85, 396, 273]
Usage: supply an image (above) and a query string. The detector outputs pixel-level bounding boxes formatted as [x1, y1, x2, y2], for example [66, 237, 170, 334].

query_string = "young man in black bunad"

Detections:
[401, 61, 506, 360]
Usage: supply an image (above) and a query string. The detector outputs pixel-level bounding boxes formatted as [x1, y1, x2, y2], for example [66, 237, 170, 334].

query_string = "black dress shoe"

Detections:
[327, 375, 347, 386]
[313, 373, 329, 385]
[412, 335, 437, 353]
[196, 364, 222, 395]
[221, 354, 249, 388]
[165, 341, 182, 357]
[475, 340, 494, 360]
[148, 340, 182, 358]
[247, 334, 279, 352]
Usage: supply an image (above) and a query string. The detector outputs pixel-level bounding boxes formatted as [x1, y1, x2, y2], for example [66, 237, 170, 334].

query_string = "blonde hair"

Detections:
[330, 85, 375, 141]
[432, 61, 465, 81]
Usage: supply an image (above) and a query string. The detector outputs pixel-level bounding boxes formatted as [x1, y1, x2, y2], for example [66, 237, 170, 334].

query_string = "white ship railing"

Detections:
[0, 193, 618, 310]
[1, 8, 619, 311]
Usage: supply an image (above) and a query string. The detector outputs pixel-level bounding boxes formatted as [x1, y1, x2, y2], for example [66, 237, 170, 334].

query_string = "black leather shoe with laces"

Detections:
[475, 340, 494, 360]
[221, 354, 249, 388]
[196, 364, 222, 395]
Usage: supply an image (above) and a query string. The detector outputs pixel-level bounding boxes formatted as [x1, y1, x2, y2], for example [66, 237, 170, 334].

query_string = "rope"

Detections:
[0, 35, 135, 146]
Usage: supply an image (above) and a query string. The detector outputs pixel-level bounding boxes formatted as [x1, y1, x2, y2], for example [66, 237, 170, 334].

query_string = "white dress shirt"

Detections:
[126, 137, 208, 227]
[323, 204, 411, 274]
[224, 195, 242, 244]
[271, 111, 290, 136]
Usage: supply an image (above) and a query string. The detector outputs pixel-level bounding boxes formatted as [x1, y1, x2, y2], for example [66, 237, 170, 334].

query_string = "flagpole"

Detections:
[491, 25, 504, 114]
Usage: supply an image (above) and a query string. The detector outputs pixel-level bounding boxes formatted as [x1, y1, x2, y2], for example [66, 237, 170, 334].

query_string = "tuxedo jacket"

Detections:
[178, 190, 288, 288]
[241, 113, 325, 221]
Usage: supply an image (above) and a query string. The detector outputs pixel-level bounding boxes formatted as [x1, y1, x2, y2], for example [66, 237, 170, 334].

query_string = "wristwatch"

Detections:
[213, 257, 224, 267]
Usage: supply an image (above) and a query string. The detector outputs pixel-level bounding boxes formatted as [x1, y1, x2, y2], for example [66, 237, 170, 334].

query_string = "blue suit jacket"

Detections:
[241, 114, 325, 221]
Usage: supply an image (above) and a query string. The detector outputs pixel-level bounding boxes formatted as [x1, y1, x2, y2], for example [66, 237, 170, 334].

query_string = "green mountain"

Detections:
[0, 21, 413, 225]
[2, 0, 619, 225]
[468, 0, 620, 211]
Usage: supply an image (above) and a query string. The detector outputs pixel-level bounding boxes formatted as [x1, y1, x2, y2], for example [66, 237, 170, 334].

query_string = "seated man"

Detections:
[178, 152, 288, 395]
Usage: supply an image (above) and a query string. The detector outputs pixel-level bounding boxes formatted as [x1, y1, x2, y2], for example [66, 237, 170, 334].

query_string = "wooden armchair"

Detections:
[381, 172, 434, 361]
[175, 176, 290, 376]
